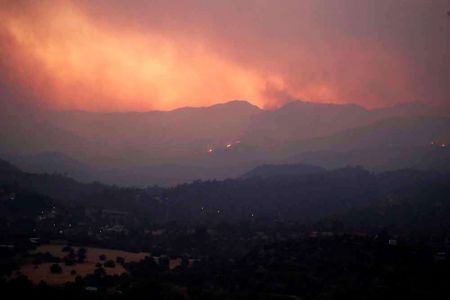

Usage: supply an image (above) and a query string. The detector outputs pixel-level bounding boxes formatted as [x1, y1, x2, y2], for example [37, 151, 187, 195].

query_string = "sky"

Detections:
[0, 0, 449, 112]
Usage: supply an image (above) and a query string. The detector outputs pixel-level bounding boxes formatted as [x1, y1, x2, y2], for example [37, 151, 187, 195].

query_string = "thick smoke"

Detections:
[0, 0, 449, 111]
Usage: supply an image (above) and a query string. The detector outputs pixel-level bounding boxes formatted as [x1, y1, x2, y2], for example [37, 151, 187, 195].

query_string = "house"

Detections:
[388, 239, 398, 246]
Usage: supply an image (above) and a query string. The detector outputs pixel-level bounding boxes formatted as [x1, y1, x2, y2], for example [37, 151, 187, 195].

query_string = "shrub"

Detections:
[77, 248, 87, 263]
[62, 246, 73, 253]
[104, 260, 116, 268]
[64, 258, 75, 266]
[116, 256, 125, 265]
[50, 263, 62, 274]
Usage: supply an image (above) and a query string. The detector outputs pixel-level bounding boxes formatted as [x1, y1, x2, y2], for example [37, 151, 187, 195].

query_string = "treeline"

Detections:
[2, 157, 450, 235]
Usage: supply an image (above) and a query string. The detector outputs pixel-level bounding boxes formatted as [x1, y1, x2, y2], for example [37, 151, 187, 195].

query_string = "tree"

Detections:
[94, 267, 106, 277]
[77, 248, 87, 263]
[104, 260, 116, 268]
[64, 258, 75, 266]
[50, 263, 62, 274]
[116, 256, 125, 265]
[159, 256, 170, 271]
[62, 246, 73, 253]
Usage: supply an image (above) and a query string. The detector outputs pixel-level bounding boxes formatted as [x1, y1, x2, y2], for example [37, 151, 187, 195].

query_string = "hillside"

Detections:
[0, 158, 146, 213]
[2, 157, 450, 234]
[241, 163, 325, 179]
[287, 145, 450, 171]
[283, 117, 450, 154]
[319, 177, 450, 235]
[1, 101, 450, 186]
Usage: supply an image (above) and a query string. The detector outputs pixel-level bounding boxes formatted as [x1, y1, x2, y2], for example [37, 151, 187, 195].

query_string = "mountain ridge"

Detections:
[2, 99, 450, 186]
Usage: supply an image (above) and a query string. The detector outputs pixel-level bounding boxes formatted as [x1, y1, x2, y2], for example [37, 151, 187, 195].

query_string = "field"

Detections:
[14, 244, 184, 285]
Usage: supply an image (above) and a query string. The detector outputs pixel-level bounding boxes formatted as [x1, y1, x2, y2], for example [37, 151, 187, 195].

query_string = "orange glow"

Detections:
[1, 1, 439, 111]
[0, 1, 270, 111]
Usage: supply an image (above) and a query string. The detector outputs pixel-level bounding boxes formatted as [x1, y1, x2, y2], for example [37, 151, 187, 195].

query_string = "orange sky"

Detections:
[0, 0, 449, 111]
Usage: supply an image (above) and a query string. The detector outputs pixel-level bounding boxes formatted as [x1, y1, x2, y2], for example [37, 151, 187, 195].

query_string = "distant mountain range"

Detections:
[283, 117, 450, 171]
[1, 100, 449, 186]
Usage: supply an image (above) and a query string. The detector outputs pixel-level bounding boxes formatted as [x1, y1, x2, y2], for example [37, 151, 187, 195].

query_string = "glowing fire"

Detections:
[0, 1, 268, 111]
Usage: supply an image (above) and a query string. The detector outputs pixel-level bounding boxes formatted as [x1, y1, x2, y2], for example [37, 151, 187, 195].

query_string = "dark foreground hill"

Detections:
[0, 158, 145, 213]
[161, 168, 450, 226]
[1, 159, 450, 299]
[1, 158, 450, 234]
[318, 172, 450, 236]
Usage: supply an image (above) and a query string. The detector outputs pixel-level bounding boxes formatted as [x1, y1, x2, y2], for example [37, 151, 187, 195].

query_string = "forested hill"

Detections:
[0, 158, 144, 212]
[161, 168, 450, 224]
[1, 158, 450, 233]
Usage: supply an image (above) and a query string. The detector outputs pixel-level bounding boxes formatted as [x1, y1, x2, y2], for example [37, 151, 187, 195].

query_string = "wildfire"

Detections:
[206, 141, 241, 154]
[430, 141, 448, 148]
